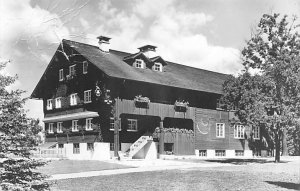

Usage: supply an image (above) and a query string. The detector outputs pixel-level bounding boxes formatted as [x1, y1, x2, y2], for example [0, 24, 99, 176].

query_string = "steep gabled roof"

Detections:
[150, 56, 168, 66]
[32, 39, 230, 98]
[64, 39, 229, 94]
[123, 52, 152, 65]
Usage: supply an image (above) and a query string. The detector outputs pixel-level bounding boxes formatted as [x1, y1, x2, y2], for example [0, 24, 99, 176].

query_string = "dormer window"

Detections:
[153, 62, 163, 72]
[134, 59, 144, 69]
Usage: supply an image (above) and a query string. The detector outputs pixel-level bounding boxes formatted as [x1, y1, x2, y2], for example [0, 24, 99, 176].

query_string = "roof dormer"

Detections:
[153, 62, 163, 72]
[150, 56, 167, 72]
[123, 52, 151, 68]
[123, 45, 167, 72]
[133, 59, 145, 69]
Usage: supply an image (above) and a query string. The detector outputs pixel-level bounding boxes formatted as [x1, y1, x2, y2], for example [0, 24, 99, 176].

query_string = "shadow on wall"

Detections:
[265, 181, 300, 190]
[204, 158, 289, 165]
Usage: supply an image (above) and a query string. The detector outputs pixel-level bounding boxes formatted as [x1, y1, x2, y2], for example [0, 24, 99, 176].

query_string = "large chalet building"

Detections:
[31, 36, 263, 160]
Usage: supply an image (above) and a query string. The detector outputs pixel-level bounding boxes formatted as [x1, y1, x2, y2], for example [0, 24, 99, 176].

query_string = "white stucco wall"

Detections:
[207, 149, 215, 158]
[64, 142, 110, 160]
[244, 150, 253, 157]
[144, 142, 158, 160]
[226, 150, 235, 158]
[121, 143, 132, 153]
[132, 141, 157, 159]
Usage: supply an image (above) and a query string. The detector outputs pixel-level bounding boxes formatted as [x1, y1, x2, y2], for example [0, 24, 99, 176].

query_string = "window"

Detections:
[48, 123, 54, 134]
[55, 97, 61, 108]
[70, 93, 77, 106]
[87, 143, 94, 151]
[57, 122, 63, 133]
[59, 69, 64, 81]
[216, 123, 225, 138]
[83, 61, 88, 74]
[134, 59, 144, 68]
[58, 144, 64, 149]
[234, 125, 245, 139]
[253, 126, 260, 139]
[69, 65, 76, 76]
[215, 150, 226, 157]
[199, 150, 207, 157]
[73, 143, 80, 154]
[153, 63, 162, 72]
[84, 90, 92, 103]
[47, 99, 52, 110]
[127, 119, 138, 131]
[109, 118, 121, 131]
[72, 120, 78, 132]
[164, 143, 174, 154]
[86, 118, 92, 131]
[235, 150, 244, 156]
[110, 117, 115, 130]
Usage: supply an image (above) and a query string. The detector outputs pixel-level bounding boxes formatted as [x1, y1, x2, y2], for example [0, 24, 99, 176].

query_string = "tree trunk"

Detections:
[275, 130, 280, 162]
[282, 128, 288, 156]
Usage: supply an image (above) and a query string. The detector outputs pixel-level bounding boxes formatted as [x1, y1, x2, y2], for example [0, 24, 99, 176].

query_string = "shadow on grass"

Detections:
[204, 158, 289, 165]
[265, 181, 300, 190]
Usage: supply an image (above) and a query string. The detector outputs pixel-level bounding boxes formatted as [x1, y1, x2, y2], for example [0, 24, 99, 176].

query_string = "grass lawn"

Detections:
[38, 160, 134, 175]
[51, 158, 300, 191]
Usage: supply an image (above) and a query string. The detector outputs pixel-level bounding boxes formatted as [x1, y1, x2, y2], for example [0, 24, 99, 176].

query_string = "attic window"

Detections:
[153, 63, 162, 72]
[83, 61, 88, 74]
[69, 65, 76, 76]
[134, 59, 144, 69]
[59, 69, 64, 81]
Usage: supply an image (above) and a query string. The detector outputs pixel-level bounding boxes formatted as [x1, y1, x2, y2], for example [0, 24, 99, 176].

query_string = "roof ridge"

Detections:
[62, 39, 99, 49]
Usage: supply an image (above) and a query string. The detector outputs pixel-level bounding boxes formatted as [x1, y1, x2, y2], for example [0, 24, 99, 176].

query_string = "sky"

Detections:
[0, 0, 299, 121]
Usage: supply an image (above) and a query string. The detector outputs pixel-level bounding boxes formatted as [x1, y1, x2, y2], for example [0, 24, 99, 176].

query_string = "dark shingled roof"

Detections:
[63, 39, 229, 94]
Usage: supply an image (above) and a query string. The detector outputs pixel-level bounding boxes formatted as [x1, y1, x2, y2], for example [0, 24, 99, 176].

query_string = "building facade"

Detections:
[31, 36, 263, 160]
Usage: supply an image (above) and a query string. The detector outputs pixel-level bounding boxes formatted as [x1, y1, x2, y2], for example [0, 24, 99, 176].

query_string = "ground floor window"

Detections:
[235, 150, 244, 156]
[215, 150, 225, 157]
[127, 119, 138, 131]
[58, 144, 64, 149]
[199, 150, 207, 157]
[164, 143, 174, 154]
[253, 126, 260, 139]
[73, 143, 80, 154]
[87, 143, 94, 151]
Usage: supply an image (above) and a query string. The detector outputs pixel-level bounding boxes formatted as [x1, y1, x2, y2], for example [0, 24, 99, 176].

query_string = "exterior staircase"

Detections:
[129, 135, 153, 158]
[123, 135, 153, 159]
[117, 135, 153, 160]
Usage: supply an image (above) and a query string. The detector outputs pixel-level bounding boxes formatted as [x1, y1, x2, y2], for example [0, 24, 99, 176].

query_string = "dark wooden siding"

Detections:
[194, 108, 251, 150]
[115, 98, 195, 120]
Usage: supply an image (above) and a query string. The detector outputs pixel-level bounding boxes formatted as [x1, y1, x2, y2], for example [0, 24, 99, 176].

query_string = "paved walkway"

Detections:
[49, 159, 233, 180]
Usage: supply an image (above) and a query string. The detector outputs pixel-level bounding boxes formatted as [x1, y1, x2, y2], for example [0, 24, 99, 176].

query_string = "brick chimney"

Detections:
[97, 36, 111, 52]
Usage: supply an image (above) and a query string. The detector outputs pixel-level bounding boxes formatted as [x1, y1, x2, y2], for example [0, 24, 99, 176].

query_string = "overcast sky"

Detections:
[0, 0, 299, 121]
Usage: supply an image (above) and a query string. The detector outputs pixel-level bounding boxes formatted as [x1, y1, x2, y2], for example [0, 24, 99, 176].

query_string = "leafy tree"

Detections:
[221, 13, 300, 162]
[0, 61, 49, 190]
[287, 123, 300, 155]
